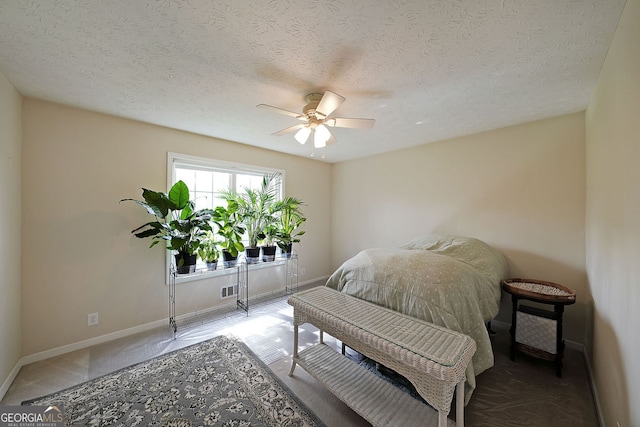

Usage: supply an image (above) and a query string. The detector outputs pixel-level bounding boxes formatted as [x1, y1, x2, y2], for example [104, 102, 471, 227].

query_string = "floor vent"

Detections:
[221, 285, 237, 299]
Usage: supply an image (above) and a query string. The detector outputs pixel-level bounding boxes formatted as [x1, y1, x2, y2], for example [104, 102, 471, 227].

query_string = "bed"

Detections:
[325, 234, 510, 402]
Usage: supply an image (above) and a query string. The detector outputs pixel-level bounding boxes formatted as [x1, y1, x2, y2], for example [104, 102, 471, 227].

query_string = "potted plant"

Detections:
[212, 198, 245, 268]
[231, 173, 280, 264]
[274, 196, 306, 258]
[121, 180, 214, 274]
[197, 230, 220, 271]
[260, 222, 278, 262]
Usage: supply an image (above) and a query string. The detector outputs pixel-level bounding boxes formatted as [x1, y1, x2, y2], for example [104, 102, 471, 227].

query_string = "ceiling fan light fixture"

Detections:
[314, 124, 331, 148]
[294, 126, 311, 144]
[313, 135, 326, 149]
[259, 90, 374, 149]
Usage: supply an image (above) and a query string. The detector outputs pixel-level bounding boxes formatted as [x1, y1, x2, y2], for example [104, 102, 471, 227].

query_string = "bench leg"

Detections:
[438, 410, 447, 427]
[288, 324, 299, 376]
[456, 380, 465, 427]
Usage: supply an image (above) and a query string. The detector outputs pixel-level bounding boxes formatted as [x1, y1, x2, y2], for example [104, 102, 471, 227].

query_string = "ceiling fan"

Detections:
[257, 91, 375, 148]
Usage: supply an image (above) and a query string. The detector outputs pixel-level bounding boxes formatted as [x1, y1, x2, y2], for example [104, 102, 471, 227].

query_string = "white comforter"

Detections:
[325, 234, 510, 402]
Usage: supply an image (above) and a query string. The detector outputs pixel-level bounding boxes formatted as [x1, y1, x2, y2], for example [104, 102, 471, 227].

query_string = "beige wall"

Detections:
[0, 72, 22, 392]
[8, 7, 639, 418]
[20, 99, 332, 355]
[332, 113, 589, 345]
[586, 0, 640, 425]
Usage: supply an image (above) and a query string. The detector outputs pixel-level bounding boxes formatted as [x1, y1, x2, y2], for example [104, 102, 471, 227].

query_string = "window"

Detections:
[170, 153, 283, 211]
[167, 152, 285, 282]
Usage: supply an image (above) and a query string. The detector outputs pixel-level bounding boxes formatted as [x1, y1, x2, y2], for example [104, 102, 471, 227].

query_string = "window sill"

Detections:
[172, 258, 288, 284]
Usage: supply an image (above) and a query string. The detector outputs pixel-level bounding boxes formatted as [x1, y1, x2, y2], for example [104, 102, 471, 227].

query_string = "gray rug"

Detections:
[23, 335, 325, 427]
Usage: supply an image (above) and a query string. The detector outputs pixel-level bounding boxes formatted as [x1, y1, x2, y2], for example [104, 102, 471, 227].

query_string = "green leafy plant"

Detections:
[121, 180, 214, 264]
[197, 230, 221, 264]
[212, 198, 245, 258]
[273, 196, 306, 254]
[260, 223, 278, 247]
[229, 173, 281, 249]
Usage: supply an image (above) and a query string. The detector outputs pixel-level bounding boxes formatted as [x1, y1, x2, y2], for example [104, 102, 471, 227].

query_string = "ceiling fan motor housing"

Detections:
[303, 93, 324, 119]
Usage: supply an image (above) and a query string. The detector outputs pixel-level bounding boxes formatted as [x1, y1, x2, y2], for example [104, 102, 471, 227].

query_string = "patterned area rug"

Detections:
[23, 335, 325, 427]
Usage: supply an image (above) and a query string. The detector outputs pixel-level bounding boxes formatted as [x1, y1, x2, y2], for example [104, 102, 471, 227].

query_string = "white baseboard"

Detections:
[21, 319, 169, 367]
[1, 318, 170, 402]
[20, 277, 326, 366]
[0, 276, 329, 402]
[170, 277, 328, 321]
[0, 360, 22, 402]
[578, 343, 605, 427]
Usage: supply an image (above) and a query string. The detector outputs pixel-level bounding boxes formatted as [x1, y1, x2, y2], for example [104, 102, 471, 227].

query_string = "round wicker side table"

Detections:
[502, 278, 576, 377]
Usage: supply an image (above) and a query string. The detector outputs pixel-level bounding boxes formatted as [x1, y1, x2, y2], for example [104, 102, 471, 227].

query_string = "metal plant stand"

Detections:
[168, 264, 177, 336]
[285, 253, 299, 294]
[236, 261, 249, 314]
[169, 262, 248, 338]
[168, 255, 297, 338]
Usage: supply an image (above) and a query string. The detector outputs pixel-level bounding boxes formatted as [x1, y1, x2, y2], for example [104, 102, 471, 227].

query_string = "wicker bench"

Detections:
[287, 287, 476, 427]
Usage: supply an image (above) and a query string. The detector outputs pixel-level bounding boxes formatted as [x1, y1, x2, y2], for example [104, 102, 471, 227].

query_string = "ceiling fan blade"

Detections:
[257, 104, 304, 120]
[326, 117, 375, 130]
[272, 123, 305, 136]
[315, 91, 345, 118]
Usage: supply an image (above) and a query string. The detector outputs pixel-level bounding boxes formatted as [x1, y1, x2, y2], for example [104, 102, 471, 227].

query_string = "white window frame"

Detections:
[166, 152, 286, 284]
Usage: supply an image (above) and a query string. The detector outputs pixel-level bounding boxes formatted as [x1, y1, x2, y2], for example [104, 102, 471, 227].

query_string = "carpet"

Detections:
[23, 335, 325, 427]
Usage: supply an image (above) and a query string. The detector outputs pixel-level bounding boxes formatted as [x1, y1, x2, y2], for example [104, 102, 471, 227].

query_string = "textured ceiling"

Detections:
[0, 0, 626, 163]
